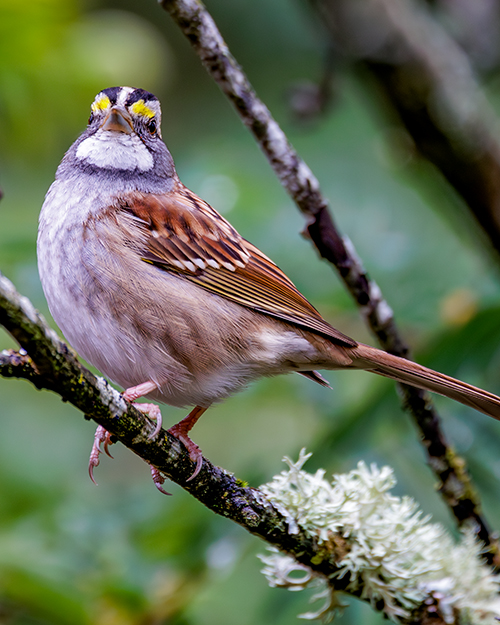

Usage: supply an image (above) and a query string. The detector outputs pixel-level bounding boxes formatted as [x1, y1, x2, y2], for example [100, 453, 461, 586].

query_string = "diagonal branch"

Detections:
[159, 0, 499, 563]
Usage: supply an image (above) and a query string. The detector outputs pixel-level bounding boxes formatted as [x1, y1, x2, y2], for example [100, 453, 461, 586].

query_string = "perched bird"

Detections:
[38, 86, 500, 490]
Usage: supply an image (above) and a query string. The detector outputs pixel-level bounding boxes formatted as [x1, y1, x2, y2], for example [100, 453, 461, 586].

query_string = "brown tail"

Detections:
[351, 343, 500, 420]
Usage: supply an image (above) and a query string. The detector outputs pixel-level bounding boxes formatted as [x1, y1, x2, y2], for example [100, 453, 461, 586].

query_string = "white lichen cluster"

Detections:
[259, 450, 500, 623]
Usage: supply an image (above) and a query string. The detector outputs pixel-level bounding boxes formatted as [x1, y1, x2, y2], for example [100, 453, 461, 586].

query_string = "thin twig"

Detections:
[159, 0, 499, 563]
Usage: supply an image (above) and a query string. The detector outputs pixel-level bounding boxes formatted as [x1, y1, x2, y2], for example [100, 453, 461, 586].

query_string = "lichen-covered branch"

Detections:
[260, 452, 500, 625]
[158, 0, 498, 562]
[1, 270, 467, 623]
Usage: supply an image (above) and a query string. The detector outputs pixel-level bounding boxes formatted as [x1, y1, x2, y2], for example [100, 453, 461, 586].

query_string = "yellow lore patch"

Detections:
[130, 100, 155, 119]
[91, 95, 111, 113]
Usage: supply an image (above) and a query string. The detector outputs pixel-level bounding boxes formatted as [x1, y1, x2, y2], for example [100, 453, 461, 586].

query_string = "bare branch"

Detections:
[159, 0, 499, 562]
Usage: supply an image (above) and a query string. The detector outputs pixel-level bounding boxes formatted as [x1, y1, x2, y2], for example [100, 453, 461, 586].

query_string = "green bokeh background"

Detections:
[1, 1, 500, 623]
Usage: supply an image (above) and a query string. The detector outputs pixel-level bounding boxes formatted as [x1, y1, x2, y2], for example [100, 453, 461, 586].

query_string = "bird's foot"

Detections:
[168, 406, 207, 481]
[150, 466, 171, 495]
[131, 402, 163, 438]
[88, 425, 114, 485]
[88, 383, 162, 487]
[123, 382, 163, 438]
[88, 395, 206, 490]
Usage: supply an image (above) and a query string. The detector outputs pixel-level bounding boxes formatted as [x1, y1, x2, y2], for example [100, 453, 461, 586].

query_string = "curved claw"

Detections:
[186, 453, 204, 482]
[150, 412, 162, 439]
[150, 466, 172, 495]
[88, 459, 99, 486]
[102, 433, 114, 459]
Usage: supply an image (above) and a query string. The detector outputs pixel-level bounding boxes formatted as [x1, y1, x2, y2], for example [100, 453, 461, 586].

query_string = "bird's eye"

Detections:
[88, 112, 94, 126]
[147, 119, 157, 134]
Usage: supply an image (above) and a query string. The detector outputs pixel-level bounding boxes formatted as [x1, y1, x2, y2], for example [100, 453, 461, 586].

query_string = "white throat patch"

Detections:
[76, 131, 154, 171]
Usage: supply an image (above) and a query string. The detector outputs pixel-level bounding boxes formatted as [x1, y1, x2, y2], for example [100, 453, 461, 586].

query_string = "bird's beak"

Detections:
[100, 106, 134, 134]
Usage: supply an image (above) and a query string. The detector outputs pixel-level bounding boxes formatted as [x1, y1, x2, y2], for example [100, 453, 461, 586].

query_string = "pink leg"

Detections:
[122, 380, 158, 402]
[168, 406, 208, 481]
[88, 384, 208, 490]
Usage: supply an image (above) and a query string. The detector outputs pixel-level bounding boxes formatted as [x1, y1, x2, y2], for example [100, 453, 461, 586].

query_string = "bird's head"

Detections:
[71, 86, 174, 179]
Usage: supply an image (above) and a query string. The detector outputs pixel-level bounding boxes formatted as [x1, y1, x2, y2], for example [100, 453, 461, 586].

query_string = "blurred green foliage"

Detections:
[1, 0, 500, 623]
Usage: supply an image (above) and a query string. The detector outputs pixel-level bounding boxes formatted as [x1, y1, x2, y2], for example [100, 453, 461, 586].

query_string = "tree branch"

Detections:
[158, 0, 499, 563]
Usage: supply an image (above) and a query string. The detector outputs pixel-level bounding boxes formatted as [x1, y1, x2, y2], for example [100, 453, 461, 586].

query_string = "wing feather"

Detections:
[117, 188, 357, 347]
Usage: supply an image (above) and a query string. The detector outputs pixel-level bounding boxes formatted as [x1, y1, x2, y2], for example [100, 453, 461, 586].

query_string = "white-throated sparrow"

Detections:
[37, 86, 500, 490]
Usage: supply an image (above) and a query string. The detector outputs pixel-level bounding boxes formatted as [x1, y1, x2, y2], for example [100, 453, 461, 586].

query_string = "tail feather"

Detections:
[352, 343, 500, 420]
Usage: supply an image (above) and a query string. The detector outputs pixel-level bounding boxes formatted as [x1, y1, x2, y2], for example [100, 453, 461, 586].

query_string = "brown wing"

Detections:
[116, 188, 357, 347]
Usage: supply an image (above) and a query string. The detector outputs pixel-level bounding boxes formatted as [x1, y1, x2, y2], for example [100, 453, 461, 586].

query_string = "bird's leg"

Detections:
[168, 406, 208, 481]
[122, 380, 157, 402]
[88, 387, 206, 489]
